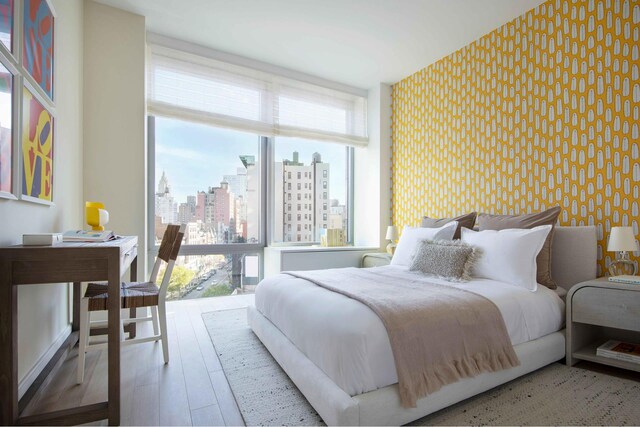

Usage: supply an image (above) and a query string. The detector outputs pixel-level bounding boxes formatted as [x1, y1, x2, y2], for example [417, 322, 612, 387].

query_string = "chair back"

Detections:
[150, 224, 186, 298]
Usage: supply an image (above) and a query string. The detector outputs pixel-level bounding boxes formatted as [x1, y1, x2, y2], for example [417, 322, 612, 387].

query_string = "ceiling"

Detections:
[95, 0, 545, 89]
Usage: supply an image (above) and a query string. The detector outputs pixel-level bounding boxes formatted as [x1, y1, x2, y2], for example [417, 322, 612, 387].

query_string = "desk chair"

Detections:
[77, 224, 185, 384]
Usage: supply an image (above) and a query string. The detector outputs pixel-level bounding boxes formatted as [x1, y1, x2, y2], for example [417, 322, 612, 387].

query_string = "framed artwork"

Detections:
[0, 0, 12, 53]
[23, 0, 53, 100]
[21, 85, 53, 204]
[0, 60, 13, 199]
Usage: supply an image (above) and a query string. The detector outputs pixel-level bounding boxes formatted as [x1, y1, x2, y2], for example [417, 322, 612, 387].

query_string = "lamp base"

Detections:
[609, 259, 637, 276]
[90, 225, 105, 231]
[609, 251, 638, 276]
[386, 242, 396, 256]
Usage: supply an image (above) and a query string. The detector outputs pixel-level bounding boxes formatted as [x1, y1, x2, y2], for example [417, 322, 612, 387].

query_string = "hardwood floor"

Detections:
[22, 295, 255, 426]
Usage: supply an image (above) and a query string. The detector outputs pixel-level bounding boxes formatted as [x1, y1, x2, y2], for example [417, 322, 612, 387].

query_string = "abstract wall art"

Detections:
[0, 61, 11, 196]
[22, 86, 53, 202]
[0, 0, 12, 52]
[23, 0, 53, 100]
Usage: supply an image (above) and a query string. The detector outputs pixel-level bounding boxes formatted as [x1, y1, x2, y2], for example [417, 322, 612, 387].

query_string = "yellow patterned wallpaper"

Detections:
[392, 0, 639, 275]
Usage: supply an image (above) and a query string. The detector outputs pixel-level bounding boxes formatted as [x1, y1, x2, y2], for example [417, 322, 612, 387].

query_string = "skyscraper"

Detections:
[274, 151, 329, 242]
[155, 171, 177, 224]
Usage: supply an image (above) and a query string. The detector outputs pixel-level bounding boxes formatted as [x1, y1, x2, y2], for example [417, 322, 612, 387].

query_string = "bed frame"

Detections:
[248, 226, 598, 425]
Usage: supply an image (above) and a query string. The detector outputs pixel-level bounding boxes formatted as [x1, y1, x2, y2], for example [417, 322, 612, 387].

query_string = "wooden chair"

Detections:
[77, 224, 185, 384]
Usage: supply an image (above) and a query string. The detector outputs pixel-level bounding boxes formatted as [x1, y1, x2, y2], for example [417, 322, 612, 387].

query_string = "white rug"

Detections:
[203, 308, 640, 426]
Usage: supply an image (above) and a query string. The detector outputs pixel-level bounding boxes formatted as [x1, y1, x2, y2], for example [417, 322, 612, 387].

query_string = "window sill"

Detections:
[266, 245, 378, 253]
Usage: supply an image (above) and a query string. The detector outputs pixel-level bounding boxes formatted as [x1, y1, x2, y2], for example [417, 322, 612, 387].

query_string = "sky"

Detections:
[155, 117, 348, 205]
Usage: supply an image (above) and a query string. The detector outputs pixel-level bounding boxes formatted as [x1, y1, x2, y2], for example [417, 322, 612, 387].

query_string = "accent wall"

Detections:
[391, 0, 639, 274]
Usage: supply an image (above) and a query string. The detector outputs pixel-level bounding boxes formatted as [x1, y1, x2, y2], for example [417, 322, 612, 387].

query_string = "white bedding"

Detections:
[254, 265, 565, 397]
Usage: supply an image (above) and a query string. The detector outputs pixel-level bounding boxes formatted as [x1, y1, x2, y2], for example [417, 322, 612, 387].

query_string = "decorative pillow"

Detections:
[409, 239, 480, 282]
[477, 206, 561, 289]
[461, 225, 552, 291]
[422, 212, 477, 239]
[390, 222, 458, 267]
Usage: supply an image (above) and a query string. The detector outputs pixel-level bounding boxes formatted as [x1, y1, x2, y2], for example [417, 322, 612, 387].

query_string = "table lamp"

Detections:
[607, 226, 638, 276]
[386, 225, 398, 255]
[86, 202, 110, 231]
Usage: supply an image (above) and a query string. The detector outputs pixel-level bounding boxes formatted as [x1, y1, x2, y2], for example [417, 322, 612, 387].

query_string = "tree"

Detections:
[160, 265, 196, 294]
[202, 283, 233, 297]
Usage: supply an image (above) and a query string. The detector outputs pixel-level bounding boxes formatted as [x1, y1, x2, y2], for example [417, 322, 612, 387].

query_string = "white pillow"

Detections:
[391, 222, 458, 267]
[460, 225, 552, 291]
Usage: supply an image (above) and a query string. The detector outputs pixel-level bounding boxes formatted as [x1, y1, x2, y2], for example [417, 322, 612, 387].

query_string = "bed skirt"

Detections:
[247, 305, 565, 426]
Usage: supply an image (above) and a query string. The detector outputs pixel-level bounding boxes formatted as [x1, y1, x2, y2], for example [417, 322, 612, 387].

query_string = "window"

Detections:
[149, 43, 362, 275]
[271, 137, 353, 244]
[150, 116, 265, 300]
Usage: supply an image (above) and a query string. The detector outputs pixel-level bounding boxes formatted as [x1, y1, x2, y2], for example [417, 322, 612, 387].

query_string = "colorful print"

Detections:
[23, 0, 53, 99]
[0, 0, 12, 52]
[392, 0, 640, 276]
[0, 63, 11, 194]
[22, 86, 52, 201]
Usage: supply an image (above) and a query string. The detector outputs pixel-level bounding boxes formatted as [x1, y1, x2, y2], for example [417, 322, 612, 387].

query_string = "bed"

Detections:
[248, 226, 597, 425]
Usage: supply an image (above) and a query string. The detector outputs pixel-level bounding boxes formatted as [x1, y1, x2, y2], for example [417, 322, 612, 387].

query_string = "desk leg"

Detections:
[0, 259, 18, 425]
[72, 282, 81, 332]
[107, 255, 121, 426]
[128, 257, 137, 339]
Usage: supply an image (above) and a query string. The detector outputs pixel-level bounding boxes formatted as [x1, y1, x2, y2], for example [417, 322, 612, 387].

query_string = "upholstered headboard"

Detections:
[550, 226, 598, 290]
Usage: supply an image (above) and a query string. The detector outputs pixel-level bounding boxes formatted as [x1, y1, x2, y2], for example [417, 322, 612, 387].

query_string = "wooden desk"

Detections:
[0, 236, 138, 426]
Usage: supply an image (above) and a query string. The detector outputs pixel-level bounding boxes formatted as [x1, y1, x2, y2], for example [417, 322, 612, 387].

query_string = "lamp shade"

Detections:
[386, 225, 398, 241]
[607, 226, 638, 252]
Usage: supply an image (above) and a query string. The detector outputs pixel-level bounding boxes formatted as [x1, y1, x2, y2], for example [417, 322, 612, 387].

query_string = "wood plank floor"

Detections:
[22, 295, 255, 426]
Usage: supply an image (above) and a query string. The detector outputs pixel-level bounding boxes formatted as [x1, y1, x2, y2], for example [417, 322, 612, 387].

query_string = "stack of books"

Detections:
[62, 230, 116, 242]
[607, 275, 640, 285]
[596, 340, 640, 364]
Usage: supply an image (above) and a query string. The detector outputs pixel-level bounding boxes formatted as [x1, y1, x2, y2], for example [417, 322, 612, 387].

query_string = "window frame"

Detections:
[148, 116, 355, 266]
[147, 115, 268, 279]
[266, 138, 354, 246]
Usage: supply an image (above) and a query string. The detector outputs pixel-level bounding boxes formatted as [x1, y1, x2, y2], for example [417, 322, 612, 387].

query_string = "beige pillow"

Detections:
[422, 212, 477, 239]
[477, 206, 561, 289]
[409, 239, 480, 282]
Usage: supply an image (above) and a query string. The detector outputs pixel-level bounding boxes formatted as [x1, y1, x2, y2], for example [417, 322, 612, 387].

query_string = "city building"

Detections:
[241, 155, 260, 243]
[273, 151, 330, 242]
[155, 171, 177, 224]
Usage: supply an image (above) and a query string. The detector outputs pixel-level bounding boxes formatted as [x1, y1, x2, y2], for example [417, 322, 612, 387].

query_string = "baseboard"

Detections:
[18, 324, 72, 399]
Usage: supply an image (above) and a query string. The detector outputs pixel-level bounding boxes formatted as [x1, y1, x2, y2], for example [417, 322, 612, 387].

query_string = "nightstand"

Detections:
[566, 277, 640, 372]
[361, 252, 392, 268]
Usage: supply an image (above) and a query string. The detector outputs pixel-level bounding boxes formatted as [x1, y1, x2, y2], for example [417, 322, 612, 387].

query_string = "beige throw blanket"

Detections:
[285, 268, 519, 408]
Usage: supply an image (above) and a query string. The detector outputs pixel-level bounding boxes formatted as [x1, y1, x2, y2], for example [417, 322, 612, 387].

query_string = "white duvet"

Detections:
[254, 265, 565, 397]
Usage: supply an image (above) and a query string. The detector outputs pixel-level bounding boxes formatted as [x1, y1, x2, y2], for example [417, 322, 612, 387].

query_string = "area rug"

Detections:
[203, 308, 640, 426]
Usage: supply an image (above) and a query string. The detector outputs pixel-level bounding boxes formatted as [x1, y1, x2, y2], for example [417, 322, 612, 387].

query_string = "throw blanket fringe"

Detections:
[285, 268, 520, 408]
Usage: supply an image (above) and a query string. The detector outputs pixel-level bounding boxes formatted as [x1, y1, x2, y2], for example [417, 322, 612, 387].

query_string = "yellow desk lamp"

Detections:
[86, 202, 110, 231]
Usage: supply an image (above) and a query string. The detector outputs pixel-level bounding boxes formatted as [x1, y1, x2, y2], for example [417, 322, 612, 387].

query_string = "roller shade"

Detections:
[147, 45, 368, 146]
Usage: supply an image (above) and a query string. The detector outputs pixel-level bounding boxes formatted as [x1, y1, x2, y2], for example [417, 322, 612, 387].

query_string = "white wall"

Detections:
[0, 0, 84, 388]
[354, 83, 392, 250]
[83, 1, 147, 276]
